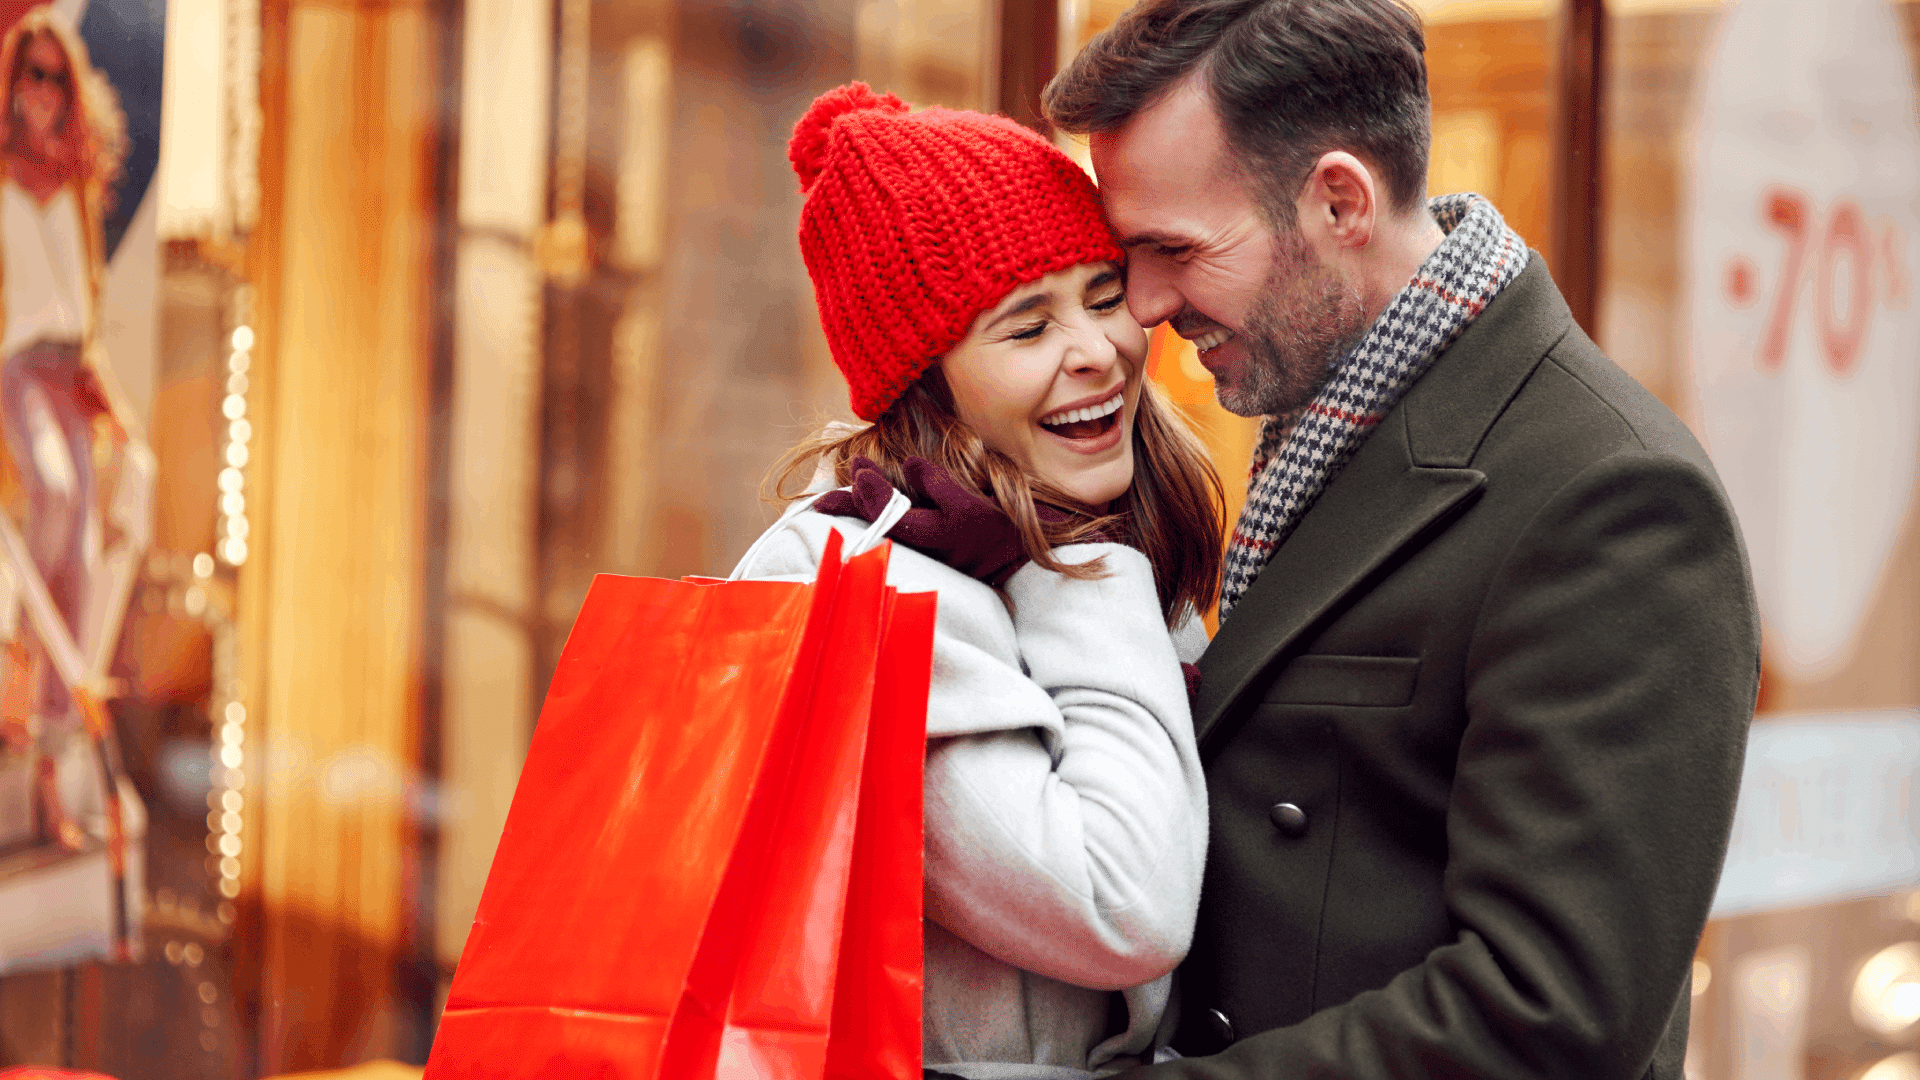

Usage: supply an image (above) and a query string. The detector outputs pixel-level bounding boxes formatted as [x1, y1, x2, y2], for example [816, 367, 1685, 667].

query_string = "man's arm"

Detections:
[1131, 448, 1759, 1080]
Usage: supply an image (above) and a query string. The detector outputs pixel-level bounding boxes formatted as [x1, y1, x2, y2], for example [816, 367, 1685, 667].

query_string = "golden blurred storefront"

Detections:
[0, 0, 1916, 1077]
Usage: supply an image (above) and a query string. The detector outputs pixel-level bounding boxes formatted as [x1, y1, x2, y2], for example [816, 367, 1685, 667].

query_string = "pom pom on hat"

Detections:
[789, 83, 909, 193]
[790, 83, 1124, 421]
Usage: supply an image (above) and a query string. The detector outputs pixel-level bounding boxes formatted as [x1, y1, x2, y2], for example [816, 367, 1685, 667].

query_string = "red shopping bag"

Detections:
[827, 588, 933, 1080]
[427, 530, 930, 1080]
[660, 534, 890, 1079]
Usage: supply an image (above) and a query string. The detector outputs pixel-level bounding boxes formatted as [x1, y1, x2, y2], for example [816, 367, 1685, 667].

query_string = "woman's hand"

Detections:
[815, 456, 1077, 586]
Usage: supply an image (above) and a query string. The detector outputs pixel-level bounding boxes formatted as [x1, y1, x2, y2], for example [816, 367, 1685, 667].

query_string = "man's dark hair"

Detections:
[1043, 0, 1430, 226]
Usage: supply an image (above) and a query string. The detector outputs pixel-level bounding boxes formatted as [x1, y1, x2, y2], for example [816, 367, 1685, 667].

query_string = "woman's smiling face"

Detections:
[939, 261, 1149, 513]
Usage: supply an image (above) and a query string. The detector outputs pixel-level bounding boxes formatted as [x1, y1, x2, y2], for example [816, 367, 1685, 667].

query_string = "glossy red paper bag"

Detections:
[426, 533, 855, 1079]
[825, 588, 934, 1080]
[659, 538, 894, 1080]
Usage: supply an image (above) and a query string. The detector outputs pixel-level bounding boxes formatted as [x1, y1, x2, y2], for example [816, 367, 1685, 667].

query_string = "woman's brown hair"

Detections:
[772, 369, 1225, 627]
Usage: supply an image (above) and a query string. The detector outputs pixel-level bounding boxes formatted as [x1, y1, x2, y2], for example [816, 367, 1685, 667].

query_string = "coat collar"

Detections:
[1194, 254, 1575, 752]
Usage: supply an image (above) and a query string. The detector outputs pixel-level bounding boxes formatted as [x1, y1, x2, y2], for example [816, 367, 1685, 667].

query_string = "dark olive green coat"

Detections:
[1145, 256, 1759, 1080]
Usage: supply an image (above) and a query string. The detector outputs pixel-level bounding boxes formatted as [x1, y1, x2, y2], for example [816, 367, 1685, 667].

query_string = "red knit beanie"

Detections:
[790, 84, 1126, 421]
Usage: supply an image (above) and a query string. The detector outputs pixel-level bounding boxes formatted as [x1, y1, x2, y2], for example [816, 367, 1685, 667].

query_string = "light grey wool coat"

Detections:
[733, 505, 1209, 1079]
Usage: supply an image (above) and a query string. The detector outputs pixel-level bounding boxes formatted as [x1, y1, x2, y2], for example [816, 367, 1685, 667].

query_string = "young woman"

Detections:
[734, 84, 1225, 1079]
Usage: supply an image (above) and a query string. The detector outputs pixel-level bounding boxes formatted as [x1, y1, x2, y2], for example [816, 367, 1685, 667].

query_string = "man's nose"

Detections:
[1124, 258, 1182, 328]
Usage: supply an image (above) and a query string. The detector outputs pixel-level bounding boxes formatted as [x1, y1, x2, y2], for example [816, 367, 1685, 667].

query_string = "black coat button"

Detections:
[1207, 1007, 1236, 1045]
[1269, 802, 1308, 837]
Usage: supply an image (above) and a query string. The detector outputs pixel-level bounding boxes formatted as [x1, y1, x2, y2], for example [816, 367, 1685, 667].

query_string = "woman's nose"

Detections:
[1065, 317, 1121, 376]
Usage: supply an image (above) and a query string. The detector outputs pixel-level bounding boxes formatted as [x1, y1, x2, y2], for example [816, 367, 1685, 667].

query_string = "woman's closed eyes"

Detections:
[1004, 287, 1130, 342]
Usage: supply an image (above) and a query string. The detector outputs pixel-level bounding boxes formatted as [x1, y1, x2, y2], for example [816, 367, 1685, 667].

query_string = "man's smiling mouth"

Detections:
[1191, 328, 1234, 354]
[1039, 389, 1124, 440]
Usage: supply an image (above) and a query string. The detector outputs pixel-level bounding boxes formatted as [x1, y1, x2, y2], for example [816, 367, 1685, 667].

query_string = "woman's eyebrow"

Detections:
[1086, 270, 1121, 291]
[985, 293, 1050, 330]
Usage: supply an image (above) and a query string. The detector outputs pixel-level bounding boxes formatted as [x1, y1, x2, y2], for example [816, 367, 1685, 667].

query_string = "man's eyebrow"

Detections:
[985, 292, 1050, 330]
[1116, 230, 1191, 249]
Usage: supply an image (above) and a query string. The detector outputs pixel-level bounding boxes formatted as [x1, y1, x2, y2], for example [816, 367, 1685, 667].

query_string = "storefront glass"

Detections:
[1603, 2, 1920, 1077]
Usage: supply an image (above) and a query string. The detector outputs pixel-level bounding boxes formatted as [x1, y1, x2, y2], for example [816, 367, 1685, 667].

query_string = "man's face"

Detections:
[1091, 77, 1367, 418]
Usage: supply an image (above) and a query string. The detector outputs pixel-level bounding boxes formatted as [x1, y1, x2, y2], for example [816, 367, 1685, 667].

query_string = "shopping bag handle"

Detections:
[731, 485, 911, 581]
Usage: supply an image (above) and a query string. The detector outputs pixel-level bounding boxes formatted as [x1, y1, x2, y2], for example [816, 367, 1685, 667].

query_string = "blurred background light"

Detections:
[1860, 1053, 1920, 1080]
[1854, 942, 1920, 1036]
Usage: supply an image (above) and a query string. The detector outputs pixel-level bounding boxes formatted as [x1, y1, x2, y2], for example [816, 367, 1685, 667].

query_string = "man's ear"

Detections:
[1296, 151, 1377, 253]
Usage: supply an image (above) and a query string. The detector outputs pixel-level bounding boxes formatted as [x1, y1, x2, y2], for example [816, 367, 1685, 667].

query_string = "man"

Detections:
[1043, 2, 1758, 1078]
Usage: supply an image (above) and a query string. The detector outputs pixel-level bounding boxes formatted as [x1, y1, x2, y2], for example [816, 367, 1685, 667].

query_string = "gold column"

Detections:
[435, 0, 552, 987]
[244, 0, 437, 1067]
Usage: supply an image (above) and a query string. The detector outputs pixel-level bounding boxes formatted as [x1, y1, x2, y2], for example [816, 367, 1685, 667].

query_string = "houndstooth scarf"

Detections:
[1217, 194, 1527, 623]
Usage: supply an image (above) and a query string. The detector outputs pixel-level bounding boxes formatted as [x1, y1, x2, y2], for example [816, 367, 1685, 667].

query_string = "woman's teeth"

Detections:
[1193, 328, 1233, 353]
[1038, 391, 1124, 428]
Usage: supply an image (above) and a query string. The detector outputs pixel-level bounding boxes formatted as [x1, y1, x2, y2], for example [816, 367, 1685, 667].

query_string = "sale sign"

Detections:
[1687, 0, 1920, 677]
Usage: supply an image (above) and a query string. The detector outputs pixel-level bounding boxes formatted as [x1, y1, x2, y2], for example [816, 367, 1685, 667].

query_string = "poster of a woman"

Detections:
[0, 2, 155, 971]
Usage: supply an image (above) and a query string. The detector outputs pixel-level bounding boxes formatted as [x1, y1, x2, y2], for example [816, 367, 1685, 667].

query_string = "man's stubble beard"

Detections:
[1214, 225, 1370, 419]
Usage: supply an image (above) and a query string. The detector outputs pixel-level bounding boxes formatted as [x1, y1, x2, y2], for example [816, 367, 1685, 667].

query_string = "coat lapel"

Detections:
[1194, 255, 1573, 754]
[1194, 416, 1483, 751]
